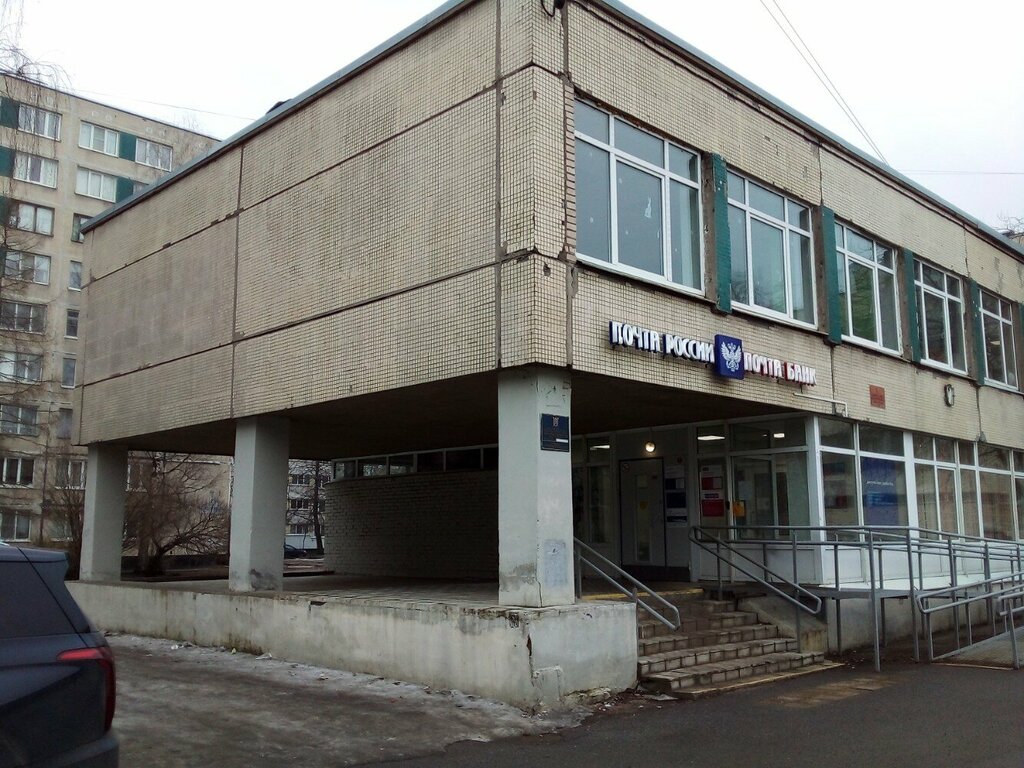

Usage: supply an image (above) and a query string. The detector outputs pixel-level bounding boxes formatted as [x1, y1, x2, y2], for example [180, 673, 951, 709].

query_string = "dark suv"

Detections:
[0, 544, 118, 766]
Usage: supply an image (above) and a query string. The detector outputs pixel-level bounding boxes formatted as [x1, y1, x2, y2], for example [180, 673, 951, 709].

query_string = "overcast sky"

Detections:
[20, 0, 1023, 230]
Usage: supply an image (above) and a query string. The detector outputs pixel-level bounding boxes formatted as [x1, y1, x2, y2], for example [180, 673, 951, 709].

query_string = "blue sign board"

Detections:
[714, 334, 745, 380]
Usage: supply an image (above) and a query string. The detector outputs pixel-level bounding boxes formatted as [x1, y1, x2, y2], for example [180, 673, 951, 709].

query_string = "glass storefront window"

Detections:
[980, 471, 1014, 540]
[860, 456, 907, 526]
[912, 434, 933, 460]
[958, 441, 975, 466]
[978, 445, 1010, 471]
[696, 425, 726, 453]
[961, 470, 980, 537]
[915, 464, 938, 534]
[936, 439, 956, 464]
[820, 418, 854, 449]
[860, 425, 904, 456]
[938, 468, 958, 534]
[822, 452, 858, 528]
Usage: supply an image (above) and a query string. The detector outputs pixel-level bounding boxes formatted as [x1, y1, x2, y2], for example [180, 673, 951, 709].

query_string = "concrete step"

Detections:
[637, 623, 780, 655]
[638, 637, 799, 676]
[637, 611, 758, 638]
[642, 651, 827, 694]
[637, 598, 734, 617]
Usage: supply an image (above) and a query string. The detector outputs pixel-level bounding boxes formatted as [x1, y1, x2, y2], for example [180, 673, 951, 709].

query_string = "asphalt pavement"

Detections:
[111, 634, 1024, 767]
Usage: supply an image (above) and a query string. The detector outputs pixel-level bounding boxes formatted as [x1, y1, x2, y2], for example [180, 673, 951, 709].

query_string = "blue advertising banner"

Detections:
[861, 457, 900, 526]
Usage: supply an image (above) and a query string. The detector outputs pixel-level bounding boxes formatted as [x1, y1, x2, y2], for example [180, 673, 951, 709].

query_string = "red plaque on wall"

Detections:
[869, 385, 886, 408]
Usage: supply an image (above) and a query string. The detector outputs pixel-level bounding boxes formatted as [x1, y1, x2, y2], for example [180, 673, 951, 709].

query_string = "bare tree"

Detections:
[999, 215, 1023, 242]
[122, 452, 230, 576]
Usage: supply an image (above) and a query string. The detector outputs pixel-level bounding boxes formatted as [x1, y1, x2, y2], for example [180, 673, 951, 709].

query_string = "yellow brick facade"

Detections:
[78, 0, 1024, 459]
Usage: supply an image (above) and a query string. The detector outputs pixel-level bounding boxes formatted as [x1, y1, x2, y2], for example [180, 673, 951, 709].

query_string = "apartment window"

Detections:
[8, 200, 54, 236]
[61, 357, 76, 388]
[0, 351, 41, 383]
[728, 172, 814, 323]
[1, 456, 34, 486]
[981, 290, 1018, 388]
[4, 251, 50, 285]
[65, 309, 79, 338]
[288, 498, 312, 511]
[289, 473, 312, 486]
[56, 408, 72, 440]
[288, 523, 309, 535]
[13, 152, 58, 188]
[0, 403, 38, 436]
[55, 459, 86, 490]
[71, 214, 89, 243]
[0, 511, 31, 540]
[914, 260, 966, 372]
[75, 168, 116, 202]
[18, 104, 61, 140]
[79, 122, 118, 155]
[136, 138, 172, 171]
[835, 223, 899, 351]
[574, 101, 702, 291]
[0, 301, 45, 333]
[68, 261, 82, 290]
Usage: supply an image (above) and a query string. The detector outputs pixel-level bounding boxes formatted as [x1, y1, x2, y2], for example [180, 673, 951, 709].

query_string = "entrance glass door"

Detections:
[620, 458, 665, 566]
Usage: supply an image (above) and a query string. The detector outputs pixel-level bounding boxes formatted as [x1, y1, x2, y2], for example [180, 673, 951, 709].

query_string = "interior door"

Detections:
[620, 458, 665, 567]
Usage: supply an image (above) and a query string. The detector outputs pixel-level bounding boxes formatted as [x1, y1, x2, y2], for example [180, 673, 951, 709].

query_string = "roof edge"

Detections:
[82, 0, 474, 234]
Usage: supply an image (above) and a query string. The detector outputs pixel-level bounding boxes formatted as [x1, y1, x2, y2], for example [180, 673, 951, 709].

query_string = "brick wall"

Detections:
[323, 471, 498, 579]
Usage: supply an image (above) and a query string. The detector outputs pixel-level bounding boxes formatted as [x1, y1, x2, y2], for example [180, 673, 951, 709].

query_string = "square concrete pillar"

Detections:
[80, 444, 128, 582]
[498, 367, 575, 607]
[230, 416, 289, 592]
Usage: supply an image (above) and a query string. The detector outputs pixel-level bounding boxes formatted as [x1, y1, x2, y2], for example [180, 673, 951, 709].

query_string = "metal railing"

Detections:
[916, 573, 1024, 664]
[690, 527, 822, 653]
[573, 538, 681, 631]
[689, 524, 1024, 671]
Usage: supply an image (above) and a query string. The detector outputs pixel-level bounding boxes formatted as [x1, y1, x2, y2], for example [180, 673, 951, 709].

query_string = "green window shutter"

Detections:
[710, 153, 731, 313]
[903, 248, 922, 362]
[0, 146, 14, 178]
[118, 132, 137, 161]
[820, 206, 842, 344]
[115, 176, 135, 202]
[968, 279, 985, 383]
[0, 98, 18, 129]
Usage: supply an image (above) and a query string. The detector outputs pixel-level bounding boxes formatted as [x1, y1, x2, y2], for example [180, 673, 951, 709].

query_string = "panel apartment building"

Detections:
[0, 74, 217, 544]
[69, 0, 1024, 705]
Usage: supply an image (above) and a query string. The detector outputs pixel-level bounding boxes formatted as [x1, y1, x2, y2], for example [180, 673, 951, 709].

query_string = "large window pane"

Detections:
[861, 457, 907, 526]
[775, 452, 810, 529]
[750, 219, 785, 313]
[1016, 478, 1024, 541]
[938, 468, 958, 534]
[822, 452, 858, 527]
[983, 314, 1005, 383]
[961, 470, 980, 537]
[669, 180, 699, 288]
[574, 102, 608, 142]
[789, 232, 813, 324]
[860, 425, 903, 456]
[820, 418, 854, 449]
[848, 261, 877, 342]
[922, 291, 947, 364]
[616, 163, 663, 275]
[733, 457, 774, 532]
[980, 471, 1014, 540]
[729, 206, 749, 304]
[614, 119, 662, 166]
[878, 270, 899, 350]
[916, 464, 939, 533]
[575, 140, 611, 262]
[589, 465, 613, 544]
[748, 183, 785, 220]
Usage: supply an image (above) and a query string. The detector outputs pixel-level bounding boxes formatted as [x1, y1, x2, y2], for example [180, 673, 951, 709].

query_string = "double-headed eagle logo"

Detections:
[719, 341, 743, 373]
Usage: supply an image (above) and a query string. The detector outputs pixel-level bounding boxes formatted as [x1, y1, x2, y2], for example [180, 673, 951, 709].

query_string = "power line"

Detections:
[70, 87, 256, 123]
[759, 0, 888, 164]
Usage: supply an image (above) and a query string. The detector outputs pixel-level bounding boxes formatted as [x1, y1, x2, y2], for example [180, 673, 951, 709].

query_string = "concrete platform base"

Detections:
[69, 580, 637, 710]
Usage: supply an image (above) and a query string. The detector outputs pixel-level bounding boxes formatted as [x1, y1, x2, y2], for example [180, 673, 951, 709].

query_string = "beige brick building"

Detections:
[72, 0, 1024, 704]
[0, 75, 218, 544]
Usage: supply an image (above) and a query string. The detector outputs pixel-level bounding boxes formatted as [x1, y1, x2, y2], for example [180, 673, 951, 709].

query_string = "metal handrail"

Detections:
[689, 527, 822, 614]
[573, 538, 681, 631]
[916, 573, 1024, 662]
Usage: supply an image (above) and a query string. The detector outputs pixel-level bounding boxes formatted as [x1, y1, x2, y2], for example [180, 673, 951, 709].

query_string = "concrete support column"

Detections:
[229, 416, 289, 592]
[80, 444, 128, 582]
[498, 367, 575, 607]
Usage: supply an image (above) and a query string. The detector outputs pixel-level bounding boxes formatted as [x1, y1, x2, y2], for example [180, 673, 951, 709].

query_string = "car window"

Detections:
[0, 561, 76, 639]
